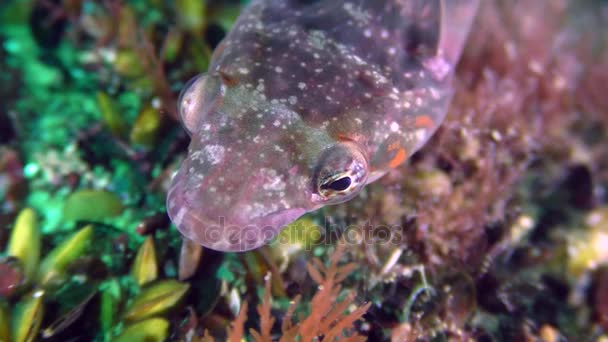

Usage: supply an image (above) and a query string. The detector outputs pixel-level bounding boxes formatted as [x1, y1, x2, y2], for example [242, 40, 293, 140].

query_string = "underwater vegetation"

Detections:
[0, 0, 607, 341]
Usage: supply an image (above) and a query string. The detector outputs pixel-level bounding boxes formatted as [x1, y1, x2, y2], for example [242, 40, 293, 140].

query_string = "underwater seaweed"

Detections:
[0, 208, 192, 341]
[223, 244, 369, 342]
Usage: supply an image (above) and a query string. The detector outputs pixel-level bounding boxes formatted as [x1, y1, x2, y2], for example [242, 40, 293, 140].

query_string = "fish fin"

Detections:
[439, 0, 480, 65]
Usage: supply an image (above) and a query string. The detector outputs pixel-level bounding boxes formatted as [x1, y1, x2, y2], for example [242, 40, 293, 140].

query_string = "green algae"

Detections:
[63, 190, 124, 222]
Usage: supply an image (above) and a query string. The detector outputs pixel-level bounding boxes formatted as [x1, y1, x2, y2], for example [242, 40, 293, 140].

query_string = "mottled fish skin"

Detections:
[167, 0, 479, 252]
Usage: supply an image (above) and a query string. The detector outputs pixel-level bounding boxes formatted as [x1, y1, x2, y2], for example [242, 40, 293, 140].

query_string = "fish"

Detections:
[167, 0, 479, 252]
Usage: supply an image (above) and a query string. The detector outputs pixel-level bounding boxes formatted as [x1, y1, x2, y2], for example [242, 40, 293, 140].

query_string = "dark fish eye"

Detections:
[321, 176, 352, 191]
[313, 141, 369, 204]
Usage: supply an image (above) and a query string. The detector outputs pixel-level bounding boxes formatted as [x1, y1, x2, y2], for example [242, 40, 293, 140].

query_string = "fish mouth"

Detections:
[167, 178, 306, 252]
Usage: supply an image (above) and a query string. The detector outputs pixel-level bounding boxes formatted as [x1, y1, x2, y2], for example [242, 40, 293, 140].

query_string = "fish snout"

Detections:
[167, 178, 305, 252]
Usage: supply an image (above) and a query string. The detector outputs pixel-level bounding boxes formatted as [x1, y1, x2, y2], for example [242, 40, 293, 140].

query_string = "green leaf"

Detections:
[63, 190, 124, 222]
[131, 236, 158, 286]
[6, 208, 40, 283]
[130, 105, 162, 147]
[96, 92, 127, 138]
[12, 292, 44, 342]
[0, 300, 10, 342]
[114, 318, 169, 342]
[123, 280, 190, 322]
[99, 279, 122, 336]
[37, 225, 93, 286]
[175, 0, 207, 31]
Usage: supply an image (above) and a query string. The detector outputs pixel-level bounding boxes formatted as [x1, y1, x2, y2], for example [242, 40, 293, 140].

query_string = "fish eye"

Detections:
[321, 176, 352, 192]
[177, 73, 225, 136]
[313, 142, 368, 204]
[178, 73, 207, 135]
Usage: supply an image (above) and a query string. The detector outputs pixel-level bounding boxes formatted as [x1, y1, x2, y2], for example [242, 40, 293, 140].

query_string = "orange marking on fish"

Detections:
[387, 141, 407, 168]
[219, 70, 238, 86]
[388, 148, 407, 168]
[415, 115, 435, 129]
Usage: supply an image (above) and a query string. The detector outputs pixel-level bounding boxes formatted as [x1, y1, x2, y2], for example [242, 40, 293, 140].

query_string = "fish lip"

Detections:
[167, 178, 306, 252]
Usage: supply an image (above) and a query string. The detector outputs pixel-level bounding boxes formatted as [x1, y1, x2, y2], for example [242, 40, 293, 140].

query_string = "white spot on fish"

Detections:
[203, 145, 226, 165]
[390, 122, 400, 132]
[415, 128, 427, 143]
[423, 56, 451, 81]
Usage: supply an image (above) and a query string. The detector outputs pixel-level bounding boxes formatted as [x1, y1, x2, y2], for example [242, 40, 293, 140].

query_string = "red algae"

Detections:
[387, 0, 608, 267]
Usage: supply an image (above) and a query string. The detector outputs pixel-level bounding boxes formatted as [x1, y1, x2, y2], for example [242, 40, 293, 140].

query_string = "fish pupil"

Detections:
[321, 177, 352, 191]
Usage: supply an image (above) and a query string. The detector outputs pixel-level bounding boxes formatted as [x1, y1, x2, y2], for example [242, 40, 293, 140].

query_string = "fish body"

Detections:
[167, 0, 479, 251]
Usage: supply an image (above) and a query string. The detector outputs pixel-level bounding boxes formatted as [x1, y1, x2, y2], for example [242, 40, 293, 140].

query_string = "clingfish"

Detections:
[167, 0, 479, 252]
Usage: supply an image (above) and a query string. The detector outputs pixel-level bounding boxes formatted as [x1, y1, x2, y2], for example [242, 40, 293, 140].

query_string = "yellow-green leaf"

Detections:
[131, 236, 158, 286]
[99, 279, 121, 336]
[0, 301, 10, 342]
[37, 225, 93, 286]
[130, 105, 162, 147]
[113, 50, 146, 79]
[7, 208, 40, 283]
[277, 217, 322, 250]
[114, 318, 169, 342]
[96, 92, 127, 138]
[63, 190, 124, 222]
[162, 30, 183, 63]
[123, 280, 190, 322]
[175, 0, 206, 31]
[12, 291, 44, 342]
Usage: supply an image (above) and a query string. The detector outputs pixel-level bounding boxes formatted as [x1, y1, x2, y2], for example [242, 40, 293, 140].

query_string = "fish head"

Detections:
[167, 73, 370, 252]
